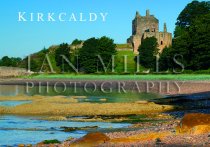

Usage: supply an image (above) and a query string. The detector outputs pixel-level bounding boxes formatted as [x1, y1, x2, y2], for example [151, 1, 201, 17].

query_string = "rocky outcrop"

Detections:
[176, 113, 210, 134]
[0, 66, 30, 78]
[60, 126, 98, 132]
[70, 132, 110, 147]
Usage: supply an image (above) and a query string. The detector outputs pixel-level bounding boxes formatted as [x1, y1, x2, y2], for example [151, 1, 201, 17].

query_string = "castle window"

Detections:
[145, 29, 150, 32]
[161, 41, 163, 45]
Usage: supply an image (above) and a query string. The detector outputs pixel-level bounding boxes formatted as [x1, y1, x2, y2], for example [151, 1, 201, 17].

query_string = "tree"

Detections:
[0, 56, 22, 67]
[188, 13, 210, 70]
[170, 1, 210, 71]
[138, 37, 159, 70]
[0, 56, 12, 66]
[78, 36, 116, 73]
[10, 57, 22, 67]
[55, 43, 71, 72]
[176, 1, 210, 27]
[97, 36, 117, 71]
[174, 1, 210, 37]
[159, 47, 173, 71]
[30, 59, 39, 72]
[78, 38, 99, 73]
[172, 31, 192, 69]
[174, 26, 186, 38]
[41, 47, 48, 54]
[19, 46, 57, 72]
[71, 39, 82, 45]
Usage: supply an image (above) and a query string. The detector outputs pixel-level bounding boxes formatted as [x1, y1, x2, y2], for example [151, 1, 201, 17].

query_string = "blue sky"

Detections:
[0, 0, 196, 58]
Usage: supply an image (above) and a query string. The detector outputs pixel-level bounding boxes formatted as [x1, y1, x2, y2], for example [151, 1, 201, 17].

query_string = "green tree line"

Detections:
[1, 1, 210, 73]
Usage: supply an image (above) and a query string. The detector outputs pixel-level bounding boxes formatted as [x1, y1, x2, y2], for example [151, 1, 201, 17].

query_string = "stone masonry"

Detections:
[127, 10, 172, 54]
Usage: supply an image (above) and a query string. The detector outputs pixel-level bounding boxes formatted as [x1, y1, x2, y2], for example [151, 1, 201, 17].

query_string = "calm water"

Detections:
[0, 85, 162, 103]
[0, 115, 129, 146]
[0, 85, 160, 146]
[0, 85, 138, 146]
[0, 100, 31, 107]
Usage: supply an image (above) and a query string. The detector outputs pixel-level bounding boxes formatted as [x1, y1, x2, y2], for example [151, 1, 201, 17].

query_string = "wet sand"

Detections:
[0, 79, 210, 146]
[0, 95, 174, 116]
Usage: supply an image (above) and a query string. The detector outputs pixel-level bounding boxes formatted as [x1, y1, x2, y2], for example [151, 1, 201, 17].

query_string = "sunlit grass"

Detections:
[115, 50, 137, 72]
[26, 74, 210, 81]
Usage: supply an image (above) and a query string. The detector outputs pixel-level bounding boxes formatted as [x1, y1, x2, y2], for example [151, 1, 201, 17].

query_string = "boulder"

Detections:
[176, 113, 210, 134]
[191, 125, 210, 134]
[70, 132, 110, 147]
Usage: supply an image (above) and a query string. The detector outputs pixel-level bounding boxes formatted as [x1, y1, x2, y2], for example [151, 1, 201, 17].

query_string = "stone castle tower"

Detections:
[127, 10, 172, 54]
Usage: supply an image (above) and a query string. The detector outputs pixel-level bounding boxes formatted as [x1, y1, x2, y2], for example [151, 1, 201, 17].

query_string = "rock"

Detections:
[155, 137, 164, 146]
[37, 139, 61, 146]
[135, 100, 149, 104]
[18, 144, 25, 147]
[176, 113, 210, 134]
[60, 126, 98, 132]
[66, 137, 75, 141]
[192, 125, 210, 135]
[70, 132, 110, 147]
[155, 137, 162, 143]
[110, 131, 171, 143]
[71, 96, 87, 99]
[183, 137, 193, 140]
[46, 116, 67, 121]
[99, 98, 107, 102]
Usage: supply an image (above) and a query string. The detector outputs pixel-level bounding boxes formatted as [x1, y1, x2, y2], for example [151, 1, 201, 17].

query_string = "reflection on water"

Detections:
[0, 84, 159, 145]
[0, 85, 142, 146]
[0, 85, 162, 103]
[0, 85, 25, 96]
[0, 100, 31, 107]
[0, 115, 129, 146]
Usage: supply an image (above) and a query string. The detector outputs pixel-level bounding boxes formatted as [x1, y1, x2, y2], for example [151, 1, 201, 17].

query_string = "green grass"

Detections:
[115, 50, 144, 72]
[25, 74, 210, 81]
[116, 44, 132, 49]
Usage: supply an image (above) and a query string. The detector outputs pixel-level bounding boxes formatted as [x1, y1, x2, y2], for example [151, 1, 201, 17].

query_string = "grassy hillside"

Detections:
[25, 46, 138, 73]
[23, 42, 143, 73]
[116, 44, 132, 49]
[115, 50, 136, 73]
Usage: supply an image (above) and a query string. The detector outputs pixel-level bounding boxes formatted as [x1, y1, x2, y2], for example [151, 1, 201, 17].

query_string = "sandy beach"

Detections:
[0, 79, 210, 146]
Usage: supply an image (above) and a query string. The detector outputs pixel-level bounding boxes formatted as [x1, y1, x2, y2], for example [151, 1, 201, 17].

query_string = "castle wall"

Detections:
[143, 32, 172, 52]
[129, 35, 142, 54]
[127, 10, 172, 54]
[132, 16, 159, 36]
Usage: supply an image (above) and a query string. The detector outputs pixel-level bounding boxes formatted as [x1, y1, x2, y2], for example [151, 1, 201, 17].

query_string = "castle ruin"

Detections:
[127, 10, 172, 54]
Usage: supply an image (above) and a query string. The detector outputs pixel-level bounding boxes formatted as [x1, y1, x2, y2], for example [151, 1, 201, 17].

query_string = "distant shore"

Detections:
[0, 78, 210, 95]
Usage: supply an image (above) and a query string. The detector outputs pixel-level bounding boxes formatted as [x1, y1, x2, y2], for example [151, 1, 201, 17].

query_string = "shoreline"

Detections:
[0, 97, 175, 116]
[0, 78, 210, 95]
[0, 79, 210, 146]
